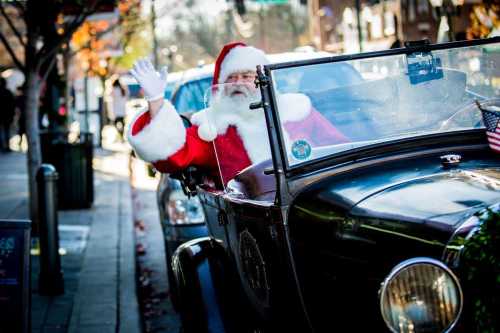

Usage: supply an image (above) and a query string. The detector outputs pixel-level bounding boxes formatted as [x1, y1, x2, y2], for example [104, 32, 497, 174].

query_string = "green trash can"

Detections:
[40, 131, 94, 209]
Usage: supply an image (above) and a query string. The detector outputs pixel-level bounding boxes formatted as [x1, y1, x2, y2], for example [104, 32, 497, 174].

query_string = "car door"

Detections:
[200, 82, 285, 322]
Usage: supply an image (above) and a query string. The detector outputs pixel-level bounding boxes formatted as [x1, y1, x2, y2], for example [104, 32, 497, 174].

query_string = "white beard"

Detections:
[202, 89, 272, 164]
[211, 88, 260, 126]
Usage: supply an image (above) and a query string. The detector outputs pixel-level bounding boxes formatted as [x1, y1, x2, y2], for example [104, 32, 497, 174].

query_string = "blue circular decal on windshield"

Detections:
[291, 139, 312, 161]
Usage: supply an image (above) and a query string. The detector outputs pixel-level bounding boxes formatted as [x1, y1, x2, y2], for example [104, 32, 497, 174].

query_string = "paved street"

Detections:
[130, 156, 181, 333]
[0, 134, 142, 332]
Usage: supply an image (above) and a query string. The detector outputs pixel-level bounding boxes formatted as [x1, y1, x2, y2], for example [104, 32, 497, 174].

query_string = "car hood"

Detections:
[350, 168, 500, 229]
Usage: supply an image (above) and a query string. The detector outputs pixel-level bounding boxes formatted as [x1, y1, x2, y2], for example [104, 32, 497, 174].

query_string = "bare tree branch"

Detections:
[0, 29, 25, 70]
[0, 3, 26, 47]
[10, 0, 26, 18]
[38, 16, 85, 61]
[38, 0, 103, 66]
[40, 52, 58, 83]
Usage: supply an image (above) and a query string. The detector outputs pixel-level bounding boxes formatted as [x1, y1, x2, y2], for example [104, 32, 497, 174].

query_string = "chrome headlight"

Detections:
[379, 257, 463, 333]
[167, 190, 205, 225]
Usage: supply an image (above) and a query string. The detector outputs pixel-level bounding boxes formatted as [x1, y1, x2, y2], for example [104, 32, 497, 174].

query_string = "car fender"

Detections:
[171, 237, 238, 333]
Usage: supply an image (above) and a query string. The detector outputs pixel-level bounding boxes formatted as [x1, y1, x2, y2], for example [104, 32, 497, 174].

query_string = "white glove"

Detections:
[130, 59, 168, 102]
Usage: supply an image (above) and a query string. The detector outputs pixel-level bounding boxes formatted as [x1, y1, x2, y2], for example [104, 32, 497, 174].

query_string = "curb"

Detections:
[119, 181, 142, 332]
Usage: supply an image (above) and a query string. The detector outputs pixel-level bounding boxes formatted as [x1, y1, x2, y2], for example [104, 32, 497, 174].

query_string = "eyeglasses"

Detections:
[225, 72, 257, 83]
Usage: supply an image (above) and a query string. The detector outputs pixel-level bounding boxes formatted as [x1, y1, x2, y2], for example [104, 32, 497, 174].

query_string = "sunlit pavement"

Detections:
[0, 126, 141, 332]
[100, 124, 181, 332]
[130, 149, 182, 333]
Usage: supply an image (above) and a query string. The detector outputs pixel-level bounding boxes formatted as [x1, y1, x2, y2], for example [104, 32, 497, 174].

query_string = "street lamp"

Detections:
[429, 0, 461, 42]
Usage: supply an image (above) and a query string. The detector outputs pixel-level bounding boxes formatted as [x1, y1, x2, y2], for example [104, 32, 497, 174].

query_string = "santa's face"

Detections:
[208, 75, 261, 121]
[223, 71, 258, 99]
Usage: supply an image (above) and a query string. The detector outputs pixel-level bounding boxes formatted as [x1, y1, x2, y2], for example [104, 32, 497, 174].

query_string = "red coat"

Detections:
[128, 95, 348, 184]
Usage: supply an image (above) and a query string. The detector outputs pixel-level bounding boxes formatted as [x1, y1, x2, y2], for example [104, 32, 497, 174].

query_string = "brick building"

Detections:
[308, 0, 491, 53]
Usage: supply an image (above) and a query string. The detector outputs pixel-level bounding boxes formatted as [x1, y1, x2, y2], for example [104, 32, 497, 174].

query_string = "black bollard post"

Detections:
[36, 164, 64, 295]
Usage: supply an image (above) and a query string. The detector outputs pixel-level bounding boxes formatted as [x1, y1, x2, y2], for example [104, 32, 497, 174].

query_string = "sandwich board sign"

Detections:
[0, 220, 31, 333]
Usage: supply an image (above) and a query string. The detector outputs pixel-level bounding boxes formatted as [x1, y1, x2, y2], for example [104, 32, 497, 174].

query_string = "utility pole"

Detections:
[355, 0, 363, 52]
[225, 7, 233, 42]
[151, 0, 159, 68]
[258, 5, 266, 50]
[309, 0, 319, 49]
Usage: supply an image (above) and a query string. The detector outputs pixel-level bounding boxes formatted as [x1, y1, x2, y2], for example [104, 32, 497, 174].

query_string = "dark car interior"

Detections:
[171, 77, 212, 116]
[305, 68, 468, 141]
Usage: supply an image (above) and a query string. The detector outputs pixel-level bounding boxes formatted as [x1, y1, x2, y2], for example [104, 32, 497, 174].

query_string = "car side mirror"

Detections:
[170, 166, 203, 197]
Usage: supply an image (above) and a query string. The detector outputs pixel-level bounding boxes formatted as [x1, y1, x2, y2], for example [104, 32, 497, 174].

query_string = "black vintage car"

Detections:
[170, 38, 500, 333]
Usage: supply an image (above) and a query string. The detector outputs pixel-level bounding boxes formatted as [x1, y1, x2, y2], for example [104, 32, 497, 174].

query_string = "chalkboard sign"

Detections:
[0, 220, 31, 333]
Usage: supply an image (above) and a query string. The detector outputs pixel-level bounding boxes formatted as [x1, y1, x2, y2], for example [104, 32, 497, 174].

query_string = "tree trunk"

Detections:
[24, 69, 41, 234]
[286, 6, 300, 49]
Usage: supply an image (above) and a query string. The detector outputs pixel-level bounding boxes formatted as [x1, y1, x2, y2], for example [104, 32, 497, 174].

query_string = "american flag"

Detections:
[480, 105, 500, 153]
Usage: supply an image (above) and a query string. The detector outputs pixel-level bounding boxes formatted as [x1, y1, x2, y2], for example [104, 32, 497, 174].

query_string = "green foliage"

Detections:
[460, 209, 500, 332]
[105, 1, 150, 72]
[112, 31, 150, 70]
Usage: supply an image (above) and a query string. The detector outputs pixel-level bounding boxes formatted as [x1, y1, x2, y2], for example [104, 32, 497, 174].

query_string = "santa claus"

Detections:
[127, 42, 348, 185]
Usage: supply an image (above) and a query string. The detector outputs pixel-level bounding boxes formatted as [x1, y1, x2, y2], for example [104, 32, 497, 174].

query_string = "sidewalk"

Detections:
[0, 140, 141, 332]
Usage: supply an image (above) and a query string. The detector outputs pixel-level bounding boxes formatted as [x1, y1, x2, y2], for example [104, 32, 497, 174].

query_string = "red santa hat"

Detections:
[213, 42, 270, 85]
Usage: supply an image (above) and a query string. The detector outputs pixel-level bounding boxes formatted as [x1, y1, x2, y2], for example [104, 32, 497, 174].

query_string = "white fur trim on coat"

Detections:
[276, 93, 311, 123]
[127, 100, 186, 163]
[191, 107, 271, 164]
[219, 46, 269, 84]
[235, 113, 271, 164]
[191, 109, 218, 141]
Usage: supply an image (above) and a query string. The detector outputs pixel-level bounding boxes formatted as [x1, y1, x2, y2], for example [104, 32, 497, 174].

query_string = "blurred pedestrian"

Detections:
[109, 78, 128, 141]
[0, 77, 15, 152]
[15, 86, 26, 150]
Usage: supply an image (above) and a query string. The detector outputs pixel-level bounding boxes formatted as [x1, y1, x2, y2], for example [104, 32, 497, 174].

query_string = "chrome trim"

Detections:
[440, 154, 462, 168]
[379, 257, 464, 333]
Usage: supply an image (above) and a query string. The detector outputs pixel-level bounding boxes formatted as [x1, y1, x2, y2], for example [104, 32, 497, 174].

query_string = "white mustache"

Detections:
[226, 84, 253, 97]
[211, 85, 261, 116]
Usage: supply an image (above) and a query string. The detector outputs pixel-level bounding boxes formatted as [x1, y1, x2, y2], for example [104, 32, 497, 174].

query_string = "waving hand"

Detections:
[130, 59, 168, 102]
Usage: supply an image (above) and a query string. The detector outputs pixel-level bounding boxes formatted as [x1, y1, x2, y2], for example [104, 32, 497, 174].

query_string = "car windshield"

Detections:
[173, 77, 213, 114]
[269, 41, 500, 168]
